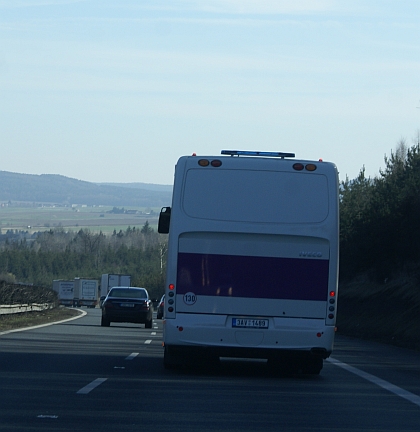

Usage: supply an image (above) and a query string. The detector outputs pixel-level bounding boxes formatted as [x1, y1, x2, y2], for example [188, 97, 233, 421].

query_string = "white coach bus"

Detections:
[158, 150, 339, 374]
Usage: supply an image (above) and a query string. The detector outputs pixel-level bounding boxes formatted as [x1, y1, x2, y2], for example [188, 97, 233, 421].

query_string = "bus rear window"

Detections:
[182, 169, 329, 224]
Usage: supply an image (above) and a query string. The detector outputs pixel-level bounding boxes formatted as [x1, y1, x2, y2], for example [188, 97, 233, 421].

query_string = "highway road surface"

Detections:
[0, 308, 419, 431]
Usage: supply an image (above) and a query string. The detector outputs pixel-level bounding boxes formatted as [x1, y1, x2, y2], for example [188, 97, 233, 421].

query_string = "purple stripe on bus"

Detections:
[176, 252, 329, 301]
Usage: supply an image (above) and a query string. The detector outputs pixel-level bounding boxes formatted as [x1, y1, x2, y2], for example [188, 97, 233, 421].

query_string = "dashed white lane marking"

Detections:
[125, 352, 139, 360]
[327, 357, 420, 407]
[144, 340, 152, 344]
[76, 378, 107, 395]
[151, 332, 157, 336]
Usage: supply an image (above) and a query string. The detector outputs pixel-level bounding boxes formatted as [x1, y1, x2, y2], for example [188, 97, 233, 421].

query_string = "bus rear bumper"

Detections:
[163, 314, 335, 360]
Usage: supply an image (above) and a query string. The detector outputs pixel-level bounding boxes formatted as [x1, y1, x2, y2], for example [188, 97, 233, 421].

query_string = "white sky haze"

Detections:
[1, 0, 419, 184]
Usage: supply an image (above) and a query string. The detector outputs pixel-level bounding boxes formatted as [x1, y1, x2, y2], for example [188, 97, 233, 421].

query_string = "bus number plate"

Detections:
[232, 318, 268, 329]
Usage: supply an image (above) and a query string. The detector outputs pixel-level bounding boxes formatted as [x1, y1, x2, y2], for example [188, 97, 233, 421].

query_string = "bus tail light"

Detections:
[197, 159, 222, 167]
[327, 290, 336, 320]
[167, 284, 175, 314]
[293, 163, 318, 171]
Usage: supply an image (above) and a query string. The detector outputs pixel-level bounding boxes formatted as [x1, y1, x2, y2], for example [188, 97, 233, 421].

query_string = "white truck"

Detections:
[100, 274, 131, 299]
[74, 278, 99, 308]
[52, 280, 75, 306]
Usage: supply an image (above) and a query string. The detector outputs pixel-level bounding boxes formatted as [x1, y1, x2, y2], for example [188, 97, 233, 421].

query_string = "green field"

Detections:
[0, 205, 160, 235]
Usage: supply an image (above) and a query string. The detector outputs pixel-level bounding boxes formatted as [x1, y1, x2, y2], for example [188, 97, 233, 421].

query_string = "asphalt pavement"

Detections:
[0, 308, 419, 431]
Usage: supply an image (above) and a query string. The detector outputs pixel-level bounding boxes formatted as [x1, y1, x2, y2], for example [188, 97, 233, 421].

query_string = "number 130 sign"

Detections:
[183, 292, 197, 305]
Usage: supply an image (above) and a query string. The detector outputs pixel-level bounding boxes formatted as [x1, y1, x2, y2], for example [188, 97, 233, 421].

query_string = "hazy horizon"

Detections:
[1, 1, 419, 185]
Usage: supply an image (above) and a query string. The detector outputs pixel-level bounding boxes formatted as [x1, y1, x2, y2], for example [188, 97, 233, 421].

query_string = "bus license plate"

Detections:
[232, 318, 268, 329]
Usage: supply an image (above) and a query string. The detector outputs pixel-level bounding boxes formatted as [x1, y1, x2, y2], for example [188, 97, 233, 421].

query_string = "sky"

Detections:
[1, 0, 419, 185]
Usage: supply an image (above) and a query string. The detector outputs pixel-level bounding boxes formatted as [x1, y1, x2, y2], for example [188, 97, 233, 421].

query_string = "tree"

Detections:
[141, 221, 153, 235]
[339, 134, 420, 281]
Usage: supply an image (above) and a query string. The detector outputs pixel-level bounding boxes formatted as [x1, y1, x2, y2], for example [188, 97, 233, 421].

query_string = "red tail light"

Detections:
[328, 291, 336, 319]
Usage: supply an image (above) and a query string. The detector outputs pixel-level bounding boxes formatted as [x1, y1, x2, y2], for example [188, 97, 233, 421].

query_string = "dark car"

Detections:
[101, 287, 153, 328]
[157, 294, 165, 319]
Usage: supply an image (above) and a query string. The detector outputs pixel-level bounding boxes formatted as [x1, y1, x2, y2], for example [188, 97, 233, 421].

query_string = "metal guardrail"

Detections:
[0, 303, 54, 315]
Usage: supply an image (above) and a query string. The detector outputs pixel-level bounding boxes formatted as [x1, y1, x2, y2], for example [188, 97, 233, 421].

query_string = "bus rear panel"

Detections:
[160, 151, 339, 374]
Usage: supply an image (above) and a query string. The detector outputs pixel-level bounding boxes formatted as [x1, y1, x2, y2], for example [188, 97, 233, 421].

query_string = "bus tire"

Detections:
[267, 356, 298, 376]
[164, 346, 180, 369]
[303, 357, 323, 375]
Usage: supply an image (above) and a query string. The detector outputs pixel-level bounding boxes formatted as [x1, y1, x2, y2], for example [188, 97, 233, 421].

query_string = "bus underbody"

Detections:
[163, 313, 334, 375]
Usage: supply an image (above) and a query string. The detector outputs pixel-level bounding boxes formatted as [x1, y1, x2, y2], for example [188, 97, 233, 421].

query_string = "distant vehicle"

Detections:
[52, 280, 75, 306]
[100, 274, 131, 299]
[74, 278, 99, 308]
[101, 287, 153, 328]
[157, 295, 165, 319]
[158, 150, 339, 374]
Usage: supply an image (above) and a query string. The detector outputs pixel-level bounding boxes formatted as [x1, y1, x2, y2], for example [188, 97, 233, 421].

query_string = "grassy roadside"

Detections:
[0, 307, 83, 332]
[337, 273, 420, 351]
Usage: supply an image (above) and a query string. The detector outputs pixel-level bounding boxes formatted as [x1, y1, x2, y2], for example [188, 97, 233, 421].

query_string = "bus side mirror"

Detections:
[158, 207, 171, 233]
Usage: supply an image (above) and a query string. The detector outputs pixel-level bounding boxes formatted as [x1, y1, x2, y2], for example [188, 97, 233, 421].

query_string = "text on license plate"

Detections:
[120, 303, 135, 307]
[232, 318, 269, 329]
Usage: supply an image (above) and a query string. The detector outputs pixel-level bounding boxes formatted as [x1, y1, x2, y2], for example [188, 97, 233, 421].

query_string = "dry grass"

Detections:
[0, 307, 82, 332]
[337, 271, 420, 351]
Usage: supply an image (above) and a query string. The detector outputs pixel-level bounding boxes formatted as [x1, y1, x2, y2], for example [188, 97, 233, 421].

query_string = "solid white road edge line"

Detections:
[125, 352, 139, 360]
[76, 378, 107, 395]
[327, 357, 420, 407]
[0, 308, 87, 336]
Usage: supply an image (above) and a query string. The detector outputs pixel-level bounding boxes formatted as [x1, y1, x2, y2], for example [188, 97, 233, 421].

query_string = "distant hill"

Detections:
[98, 182, 172, 193]
[0, 171, 173, 207]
